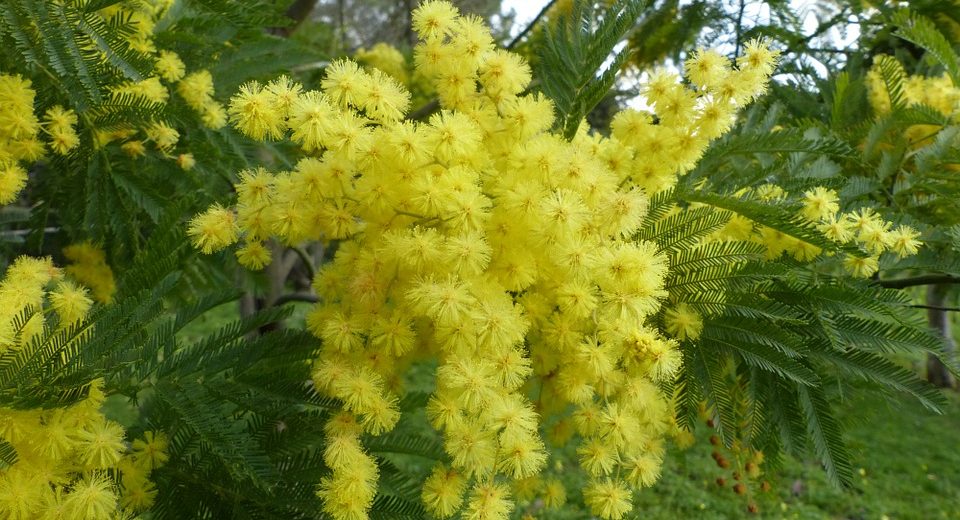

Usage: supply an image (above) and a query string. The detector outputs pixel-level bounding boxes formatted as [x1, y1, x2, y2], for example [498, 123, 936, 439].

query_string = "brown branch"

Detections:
[876, 274, 960, 289]
[909, 304, 960, 313]
[272, 0, 317, 37]
[274, 292, 319, 306]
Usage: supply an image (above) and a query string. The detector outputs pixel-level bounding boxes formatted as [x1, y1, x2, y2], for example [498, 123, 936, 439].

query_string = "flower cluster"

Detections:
[0, 256, 166, 519]
[63, 242, 117, 304]
[189, 2, 779, 518]
[867, 57, 960, 117]
[866, 56, 960, 146]
[710, 183, 921, 279]
[1, 0, 230, 208]
[0, 75, 79, 205]
[94, 1, 224, 161]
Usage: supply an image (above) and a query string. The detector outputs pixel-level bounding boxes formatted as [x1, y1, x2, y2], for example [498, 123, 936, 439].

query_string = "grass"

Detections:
[625, 390, 960, 519]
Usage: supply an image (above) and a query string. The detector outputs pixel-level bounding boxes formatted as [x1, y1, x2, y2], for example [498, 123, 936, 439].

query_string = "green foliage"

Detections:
[536, 0, 646, 138]
[640, 190, 947, 486]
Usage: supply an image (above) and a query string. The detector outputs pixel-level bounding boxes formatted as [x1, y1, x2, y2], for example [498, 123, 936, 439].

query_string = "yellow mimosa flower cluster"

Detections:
[867, 57, 960, 117]
[189, 2, 779, 518]
[710, 184, 921, 279]
[0, 256, 166, 519]
[63, 242, 117, 304]
[866, 56, 960, 146]
[0, 75, 79, 204]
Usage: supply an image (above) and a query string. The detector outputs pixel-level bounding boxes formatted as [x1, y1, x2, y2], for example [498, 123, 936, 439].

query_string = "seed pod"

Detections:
[734, 482, 747, 495]
[709, 434, 720, 446]
[748, 502, 759, 514]
[716, 477, 726, 487]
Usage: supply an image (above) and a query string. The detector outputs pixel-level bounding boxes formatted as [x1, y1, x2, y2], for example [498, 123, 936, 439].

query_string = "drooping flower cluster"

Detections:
[0, 256, 166, 519]
[188, 2, 780, 518]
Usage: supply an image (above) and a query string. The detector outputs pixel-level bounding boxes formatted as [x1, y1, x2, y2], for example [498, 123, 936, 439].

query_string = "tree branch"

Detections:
[290, 245, 317, 281]
[734, 0, 746, 59]
[909, 304, 960, 313]
[507, 0, 558, 50]
[274, 292, 319, 306]
[876, 274, 960, 289]
[271, 0, 317, 37]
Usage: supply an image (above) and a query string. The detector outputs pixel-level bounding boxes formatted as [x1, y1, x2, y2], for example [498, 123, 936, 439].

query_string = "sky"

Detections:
[502, 0, 856, 37]
[499, 0, 860, 99]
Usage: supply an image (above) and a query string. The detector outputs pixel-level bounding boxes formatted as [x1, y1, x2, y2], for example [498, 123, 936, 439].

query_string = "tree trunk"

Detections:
[926, 284, 957, 388]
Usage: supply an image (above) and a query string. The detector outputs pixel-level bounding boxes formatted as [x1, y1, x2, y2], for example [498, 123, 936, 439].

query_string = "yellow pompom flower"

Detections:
[177, 152, 196, 170]
[843, 254, 880, 278]
[48, 281, 92, 326]
[664, 303, 703, 341]
[542, 478, 567, 509]
[412, 0, 459, 41]
[288, 90, 335, 152]
[236, 240, 272, 270]
[177, 70, 216, 109]
[584, 478, 633, 520]
[188, 204, 239, 254]
[62, 473, 118, 520]
[146, 122, 179, 151]
[76, 419, 126, 469]
[0, 162, 28, 205]
[818, 215, 855, 243]
[228, 81, 285, 141]
[42, 105, 79, 155]
[155, 50, 186, 82]
[121, 140, 146, 157]
[464, 482, 513, 520]
[685, 48, 729, 90]
[888, 225, 922, 258]
[131, 431, 170, 470]
[801, 187, 839, 223]
[421, 464, 466, 518]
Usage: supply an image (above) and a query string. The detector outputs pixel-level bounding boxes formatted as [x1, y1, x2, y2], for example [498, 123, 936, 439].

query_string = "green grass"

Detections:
[622, 391, 960, 519]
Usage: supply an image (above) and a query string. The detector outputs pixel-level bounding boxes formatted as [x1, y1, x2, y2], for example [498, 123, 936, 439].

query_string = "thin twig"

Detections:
[876, 274, 960, 290]
[734, 0, 746, 59]
[507, 0, 558, 50]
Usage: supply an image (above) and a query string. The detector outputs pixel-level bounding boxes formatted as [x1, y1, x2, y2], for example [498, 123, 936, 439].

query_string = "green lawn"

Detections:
[622, 391, 960, 520]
